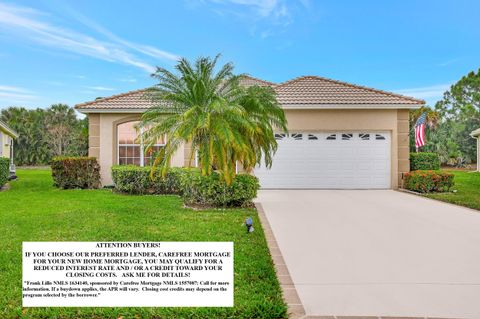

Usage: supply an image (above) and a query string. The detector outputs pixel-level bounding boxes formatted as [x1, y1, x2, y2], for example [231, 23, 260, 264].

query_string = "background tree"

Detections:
[434, 69, 480, 163]
[45, 104, 80, 157]
[1, 105, 88, 165]
[408, 69, 480, 166]
[141, 55, 287, 184]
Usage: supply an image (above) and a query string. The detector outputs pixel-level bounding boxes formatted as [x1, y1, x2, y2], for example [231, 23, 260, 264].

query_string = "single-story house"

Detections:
[471, 128, 480, 171]
[0, 120, 18, 175]
[75, 75, 424, 189]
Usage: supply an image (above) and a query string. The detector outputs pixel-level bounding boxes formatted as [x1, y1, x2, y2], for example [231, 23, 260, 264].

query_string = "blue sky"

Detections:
[0, 0, 479, 111]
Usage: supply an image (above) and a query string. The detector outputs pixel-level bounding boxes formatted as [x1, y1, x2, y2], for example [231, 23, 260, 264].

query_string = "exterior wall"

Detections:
[88, 114, 100, 159]
[397, 109, 410, 187]
[0, 129, 12, 159]
[89, 108, 408, 188]
[90, 113, 185, 185]
[283, 108, 401, 189]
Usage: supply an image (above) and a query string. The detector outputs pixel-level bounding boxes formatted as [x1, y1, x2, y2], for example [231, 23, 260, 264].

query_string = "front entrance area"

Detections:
[254, 131, 391, 189]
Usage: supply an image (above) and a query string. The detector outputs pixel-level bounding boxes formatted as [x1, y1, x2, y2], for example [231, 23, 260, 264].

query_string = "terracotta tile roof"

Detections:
[75, 75, 423, 111]
[274, 76, 424, 105]
[239, 75, 276, 87]
[75, 88, 154, 110]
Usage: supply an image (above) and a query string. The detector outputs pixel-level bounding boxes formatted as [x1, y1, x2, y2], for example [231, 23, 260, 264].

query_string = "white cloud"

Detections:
[86, 86, 116, 91]
[66, 10, 180, 62]
[198, 0, 301, 27]
[0, 85, 38, 104]
[438, 58, 459, 67]
[119, 78, 137, 83]
[394, 84, 451, 100]
[0, 85, 31, 93]
[0, 2, 179, 73]
[394, 83, 453, 105]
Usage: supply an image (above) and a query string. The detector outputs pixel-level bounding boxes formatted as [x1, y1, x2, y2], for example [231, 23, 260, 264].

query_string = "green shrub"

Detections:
[51, 157, 100, 189]
[182, 171, 259, 207]
[404, 170, 454, 193]
[410, 152, 440, 170]
[0, 157, 9, 188]
[111, 165, 259, 207]
[111, 165, 187, 195]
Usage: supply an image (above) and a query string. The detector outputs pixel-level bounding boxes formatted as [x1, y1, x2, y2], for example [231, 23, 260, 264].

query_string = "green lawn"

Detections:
[425, 170, 480, 211]
[0, 169, 286, 319]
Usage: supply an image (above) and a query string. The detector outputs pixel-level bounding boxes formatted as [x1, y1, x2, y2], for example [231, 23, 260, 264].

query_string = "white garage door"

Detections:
[254, 132, 391, 189]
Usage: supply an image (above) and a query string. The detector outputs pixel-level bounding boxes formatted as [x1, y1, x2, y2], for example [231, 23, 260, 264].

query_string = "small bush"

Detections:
[111, 165, 259, 207]
[404, 170, 454, 193]
[111, 165, 187, 195]
[410, 152, 440, 170]
[182, 171, 259, 207]
[0, 157, 9, 188]
[51, 157, 100, 189]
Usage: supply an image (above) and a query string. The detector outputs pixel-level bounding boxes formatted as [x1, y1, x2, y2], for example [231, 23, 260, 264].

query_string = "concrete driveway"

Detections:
[257, 190, 480, 318]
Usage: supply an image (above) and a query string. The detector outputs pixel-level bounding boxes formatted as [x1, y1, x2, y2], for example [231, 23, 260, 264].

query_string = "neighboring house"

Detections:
[75, 75, 424, 189]
[0, 120, 18, 175]
[471, 128, 480, 171]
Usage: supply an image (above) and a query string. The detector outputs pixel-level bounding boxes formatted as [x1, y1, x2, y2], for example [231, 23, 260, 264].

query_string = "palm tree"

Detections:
[141, 55, 287, 184]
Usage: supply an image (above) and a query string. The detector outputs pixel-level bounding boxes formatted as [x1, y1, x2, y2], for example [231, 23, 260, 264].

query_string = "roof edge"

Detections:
[241, 74, 276, 86]
[276, 75, 425, 105]
[75, 88, 150, 109]
[470, 128, 480, 138]
[0, 120, 18, 138]
[78, 103, 422, 114]
[281, 104, 423, 110]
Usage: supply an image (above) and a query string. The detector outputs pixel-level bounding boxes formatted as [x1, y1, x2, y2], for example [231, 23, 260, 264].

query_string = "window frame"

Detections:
[117, 121, 167, 167]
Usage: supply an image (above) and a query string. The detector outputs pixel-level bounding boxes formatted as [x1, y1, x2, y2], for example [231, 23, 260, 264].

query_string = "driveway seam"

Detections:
[255, 202, 307, 319]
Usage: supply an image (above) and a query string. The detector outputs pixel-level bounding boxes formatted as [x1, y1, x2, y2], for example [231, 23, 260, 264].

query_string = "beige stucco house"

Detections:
[0, 120, 18, 174]
[471, 128, 480, 171]
[75, 75, 424, 189]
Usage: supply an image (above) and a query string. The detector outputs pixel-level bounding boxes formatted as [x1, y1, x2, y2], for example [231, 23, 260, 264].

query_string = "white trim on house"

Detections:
[77, 104, 423, 114]
[78, 108, 150, 114]
[281, 104, 423, 109]
[0, 120, 18, 138]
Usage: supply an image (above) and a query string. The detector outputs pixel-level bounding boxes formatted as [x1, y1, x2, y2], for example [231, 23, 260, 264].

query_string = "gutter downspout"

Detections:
[9, 138, 16, 176]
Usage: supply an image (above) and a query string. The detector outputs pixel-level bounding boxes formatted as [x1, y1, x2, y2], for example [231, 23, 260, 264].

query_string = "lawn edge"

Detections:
[255, 202, 306, 319]
[397, 188, 480, 213]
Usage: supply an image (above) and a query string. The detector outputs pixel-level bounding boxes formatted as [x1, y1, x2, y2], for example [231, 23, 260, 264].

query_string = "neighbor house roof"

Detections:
[471, 128, 480, 138]
[0, 120, 18, 138]
[75, 75, 424, 112]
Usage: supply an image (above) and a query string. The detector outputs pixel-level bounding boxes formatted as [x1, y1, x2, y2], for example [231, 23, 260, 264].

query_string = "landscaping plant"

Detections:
[111, 165, 187, 195]
[140, 55, 287, 185]
[404, 170, 454, 193]
[51, 156, 100, 189]
[410, 152, 441, 170]
[111, 165, 259, 207]
[0, 157, 9, 188]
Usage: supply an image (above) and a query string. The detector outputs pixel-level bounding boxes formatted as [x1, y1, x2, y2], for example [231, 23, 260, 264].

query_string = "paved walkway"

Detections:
[257, 190, 480, 318]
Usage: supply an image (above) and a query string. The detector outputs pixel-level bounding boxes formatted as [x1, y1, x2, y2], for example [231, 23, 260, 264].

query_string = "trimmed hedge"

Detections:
[404, 170, 454, 193]
[0, 157, 9, 188]
[182, 172, 259, 208]
[410, 152, 440, 170]
[111, 166, 187, 195]
[111, 165, 260, 208]
[51, 157, 101, 189]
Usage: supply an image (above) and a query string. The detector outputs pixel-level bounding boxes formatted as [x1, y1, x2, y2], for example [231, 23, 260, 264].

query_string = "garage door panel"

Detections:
[254, 131, 391, 189]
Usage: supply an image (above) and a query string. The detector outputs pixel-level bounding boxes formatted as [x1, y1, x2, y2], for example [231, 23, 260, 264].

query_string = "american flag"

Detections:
[415, 112, 427, 149]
